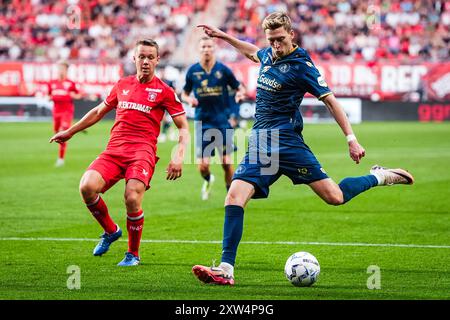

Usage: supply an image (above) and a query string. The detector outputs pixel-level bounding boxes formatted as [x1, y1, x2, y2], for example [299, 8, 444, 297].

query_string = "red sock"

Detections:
[59, 142, 67, 159]
[127, 210, 144, 257]
[87, 196, 117, 234]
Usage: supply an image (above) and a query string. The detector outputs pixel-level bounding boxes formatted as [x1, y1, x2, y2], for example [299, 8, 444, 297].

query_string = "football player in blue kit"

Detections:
[192, 12, 414, 285]
[182, 37, 246, 200]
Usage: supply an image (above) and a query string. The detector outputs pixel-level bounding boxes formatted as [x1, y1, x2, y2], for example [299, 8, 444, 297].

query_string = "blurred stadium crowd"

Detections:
[0, 0, 208, 67]
[0, 0, 448, 65]
[218, 0, 449, 63]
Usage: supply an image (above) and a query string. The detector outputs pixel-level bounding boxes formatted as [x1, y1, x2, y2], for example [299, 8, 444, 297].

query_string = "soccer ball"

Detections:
[284, 251, 320, 287]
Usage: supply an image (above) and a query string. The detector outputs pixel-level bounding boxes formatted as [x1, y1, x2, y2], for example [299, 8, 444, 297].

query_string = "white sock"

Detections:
[371, 173, 383, 186]
[219, 262, 234, 276]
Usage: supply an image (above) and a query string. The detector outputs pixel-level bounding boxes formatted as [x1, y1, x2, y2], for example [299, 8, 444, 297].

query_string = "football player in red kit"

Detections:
[50, 39, 189, 266]
[48, 61, 81, 167]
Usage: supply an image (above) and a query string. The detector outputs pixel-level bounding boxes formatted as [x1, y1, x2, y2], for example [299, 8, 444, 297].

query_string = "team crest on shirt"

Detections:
[148, 92, 158, 102]
[214, 71, 223, 79]
[279, 63, 290, 73]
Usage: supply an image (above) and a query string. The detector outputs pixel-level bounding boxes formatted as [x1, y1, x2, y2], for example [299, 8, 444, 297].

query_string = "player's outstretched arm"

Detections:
[166, 114, 189, 180]
[49, 101, 113, 144]
[197, 25, 260, 63]
[322, 94, 366, 164]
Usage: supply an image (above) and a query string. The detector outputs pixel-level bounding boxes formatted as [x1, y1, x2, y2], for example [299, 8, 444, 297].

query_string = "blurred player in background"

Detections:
[227, 85, 242, 129]
[47, 61, 81, 167]
[50, 39, 189, 266]
[192, 13, 415, 285]
[182, 37, 246, 200]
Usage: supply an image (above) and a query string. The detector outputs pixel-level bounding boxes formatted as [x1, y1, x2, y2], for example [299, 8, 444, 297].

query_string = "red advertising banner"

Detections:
[228, 61, 450, 101]
[421, 63, 450, 101]
[0, 62, 123, 98]
[0, 63, 25, 96]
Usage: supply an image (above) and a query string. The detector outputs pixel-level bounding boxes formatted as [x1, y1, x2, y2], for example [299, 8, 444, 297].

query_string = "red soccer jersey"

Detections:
[48, 79, 79, 114]
[104, 75, 185, 153]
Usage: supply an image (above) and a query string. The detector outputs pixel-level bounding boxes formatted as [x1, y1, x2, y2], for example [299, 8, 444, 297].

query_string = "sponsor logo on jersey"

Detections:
[145, 88, 162, 93]
[52, 89, 68, 95]
[317, 76, 328, 87]
[193, 71, 204, 80]
[117, 101, 151, 113]
[257, 74, 282, 90]
[279, 63, 290, 73]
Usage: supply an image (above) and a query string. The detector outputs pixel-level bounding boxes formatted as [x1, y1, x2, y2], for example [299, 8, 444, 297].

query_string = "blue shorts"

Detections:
[195, 124, 237, 158]
[233, 129, 328, 199]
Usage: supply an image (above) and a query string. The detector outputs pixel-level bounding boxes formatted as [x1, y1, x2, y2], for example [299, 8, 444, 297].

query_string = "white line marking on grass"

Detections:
[0, 237, 449, 249]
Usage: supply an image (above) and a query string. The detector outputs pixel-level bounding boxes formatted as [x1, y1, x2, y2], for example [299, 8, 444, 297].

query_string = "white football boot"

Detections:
[370, 165, 414, 186]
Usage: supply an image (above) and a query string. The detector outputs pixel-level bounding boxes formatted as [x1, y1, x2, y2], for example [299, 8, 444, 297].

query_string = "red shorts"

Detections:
[87, 150, 159, 193]
[53, 112, 73, 132]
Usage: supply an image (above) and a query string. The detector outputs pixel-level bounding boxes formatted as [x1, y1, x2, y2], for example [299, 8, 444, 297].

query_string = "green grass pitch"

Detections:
[0, 120, 449, 300]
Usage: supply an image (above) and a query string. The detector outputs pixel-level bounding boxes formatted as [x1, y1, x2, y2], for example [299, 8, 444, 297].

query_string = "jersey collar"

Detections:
[200, 60, 217, 75]
[272, 44, 299, 63]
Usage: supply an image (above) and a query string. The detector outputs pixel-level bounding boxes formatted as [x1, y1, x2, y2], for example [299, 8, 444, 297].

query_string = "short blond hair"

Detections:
[261, 12, 292, 32]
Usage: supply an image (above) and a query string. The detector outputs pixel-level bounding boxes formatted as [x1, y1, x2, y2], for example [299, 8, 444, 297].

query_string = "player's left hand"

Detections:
[166, 160, 182, 180]
[348, 140, 365, 164]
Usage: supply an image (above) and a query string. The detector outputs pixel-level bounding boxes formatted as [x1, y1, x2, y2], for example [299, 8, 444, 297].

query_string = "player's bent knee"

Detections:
[79, 181, 99, 203]
[224, 192, 245, 207]
[324, 193, 344, 206]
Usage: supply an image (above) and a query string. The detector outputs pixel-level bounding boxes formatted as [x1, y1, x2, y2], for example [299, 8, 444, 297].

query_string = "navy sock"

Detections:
[338, 175, 378, 203]
[202, 174, 210, 182]
[226, 185, 230, 191]
[221, 205, 244, 266]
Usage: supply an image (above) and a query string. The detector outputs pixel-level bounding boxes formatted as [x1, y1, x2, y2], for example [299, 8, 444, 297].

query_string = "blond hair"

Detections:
[261, 12, 292, 32]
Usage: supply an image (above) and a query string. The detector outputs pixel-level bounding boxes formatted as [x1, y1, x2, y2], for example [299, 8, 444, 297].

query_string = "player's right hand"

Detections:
[348, 140, 365, 164]
[197, 25, 225, 39]
[49, 130, 73, 144]
[166, 160, 182, 180]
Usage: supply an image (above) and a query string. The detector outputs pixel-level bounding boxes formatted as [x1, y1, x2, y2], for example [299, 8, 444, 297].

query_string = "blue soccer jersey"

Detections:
[233, 46, 333, 198]
[254, 46, 332, 132]
[183, 62, 240, 129]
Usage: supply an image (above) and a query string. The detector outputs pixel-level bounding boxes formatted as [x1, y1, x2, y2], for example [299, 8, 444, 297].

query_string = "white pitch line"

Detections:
[0, 237, 449, 249]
